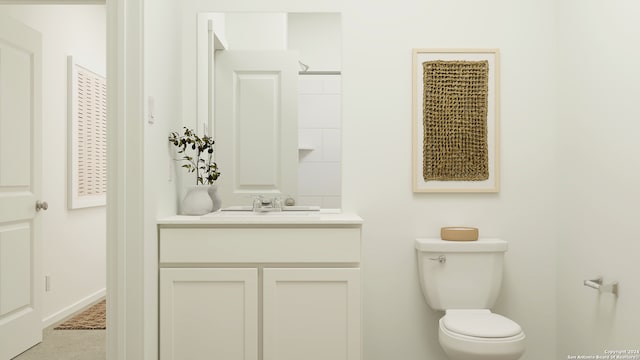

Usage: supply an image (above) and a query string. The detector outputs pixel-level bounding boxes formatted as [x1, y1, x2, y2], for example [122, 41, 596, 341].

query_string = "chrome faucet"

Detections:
[252, 196, 283, 212]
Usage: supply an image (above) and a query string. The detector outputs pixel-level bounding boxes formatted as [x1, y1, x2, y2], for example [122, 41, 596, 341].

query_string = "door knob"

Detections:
[36, 200, 48, 211]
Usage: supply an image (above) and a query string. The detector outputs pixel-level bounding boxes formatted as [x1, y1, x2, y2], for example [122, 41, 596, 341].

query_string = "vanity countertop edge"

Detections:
[157, 212, 363, 226]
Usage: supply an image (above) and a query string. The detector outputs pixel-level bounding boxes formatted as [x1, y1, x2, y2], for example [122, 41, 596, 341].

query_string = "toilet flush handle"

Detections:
[429, 255, 446, 264]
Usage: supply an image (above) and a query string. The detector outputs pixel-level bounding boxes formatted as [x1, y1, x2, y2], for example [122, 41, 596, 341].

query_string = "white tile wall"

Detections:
[298, 162, 341, 196]
[297, 196, 342, 209]
[298, 129, 323, 162]
[299, 77, 324, 93]
[322, 77, 341, 94]
[320, 196, 341, 209]
[298, 94, 342, 129]
[297, 75, 341, 207]
[322, 129, 341, 162]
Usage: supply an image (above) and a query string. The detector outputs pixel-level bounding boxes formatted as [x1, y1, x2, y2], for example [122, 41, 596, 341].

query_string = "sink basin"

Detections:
[200, 207, 340, 221]
[204, 211, 318, 218]
[220, 205, 321, 212]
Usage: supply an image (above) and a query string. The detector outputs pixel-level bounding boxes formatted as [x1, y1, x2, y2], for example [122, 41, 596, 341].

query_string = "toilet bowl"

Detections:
[438, 310, 525, 360]
[415, 238, 526, 360]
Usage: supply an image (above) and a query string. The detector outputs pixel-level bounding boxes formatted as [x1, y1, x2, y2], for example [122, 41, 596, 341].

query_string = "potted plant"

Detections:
[169, 127, 222, 215]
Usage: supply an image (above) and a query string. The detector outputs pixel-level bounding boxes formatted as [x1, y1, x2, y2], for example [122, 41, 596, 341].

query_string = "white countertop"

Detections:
[157, 209, 363, 226]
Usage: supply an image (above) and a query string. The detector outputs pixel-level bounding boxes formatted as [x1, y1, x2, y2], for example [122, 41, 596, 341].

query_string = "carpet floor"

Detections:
[12, 300, 106, 360]
[55, 300, 106, 330]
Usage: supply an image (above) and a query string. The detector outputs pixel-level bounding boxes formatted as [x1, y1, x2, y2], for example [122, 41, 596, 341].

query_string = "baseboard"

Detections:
[42, 288, 107, 328]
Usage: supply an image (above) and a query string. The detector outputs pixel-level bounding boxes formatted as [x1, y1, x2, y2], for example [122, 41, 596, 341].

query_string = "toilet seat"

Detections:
[438, 310, 526, 360]
[442, 309, 522, 338]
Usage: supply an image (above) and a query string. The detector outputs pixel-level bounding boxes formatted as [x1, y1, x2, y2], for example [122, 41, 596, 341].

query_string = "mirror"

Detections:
[197, 12, 342, 208]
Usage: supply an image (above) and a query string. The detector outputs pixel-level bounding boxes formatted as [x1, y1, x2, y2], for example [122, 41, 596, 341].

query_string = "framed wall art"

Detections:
[67, 56, 107, 209]
[412, 48, 500, 193]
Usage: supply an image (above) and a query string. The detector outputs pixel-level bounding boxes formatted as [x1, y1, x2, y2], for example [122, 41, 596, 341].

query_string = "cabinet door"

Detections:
[263, 268, 361, 360]
[160, 268, 258, 360]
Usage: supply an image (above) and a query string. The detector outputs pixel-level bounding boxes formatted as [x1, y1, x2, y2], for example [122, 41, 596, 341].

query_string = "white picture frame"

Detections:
[67, 56, 107, 209]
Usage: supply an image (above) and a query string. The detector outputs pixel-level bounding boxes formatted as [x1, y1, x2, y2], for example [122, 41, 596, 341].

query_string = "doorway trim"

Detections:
[0, 0, 143, 359]
[105, 0, 144, 359]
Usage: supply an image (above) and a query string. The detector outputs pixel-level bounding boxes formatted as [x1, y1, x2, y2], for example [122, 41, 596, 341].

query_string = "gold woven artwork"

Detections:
[422, 60, 489, 181]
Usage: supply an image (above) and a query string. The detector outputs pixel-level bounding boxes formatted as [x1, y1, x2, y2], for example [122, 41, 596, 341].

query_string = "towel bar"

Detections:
[584, 277, 619, 297]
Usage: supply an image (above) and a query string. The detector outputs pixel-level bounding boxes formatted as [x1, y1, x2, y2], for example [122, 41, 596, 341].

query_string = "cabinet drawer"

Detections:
[159, 227, 361, 264]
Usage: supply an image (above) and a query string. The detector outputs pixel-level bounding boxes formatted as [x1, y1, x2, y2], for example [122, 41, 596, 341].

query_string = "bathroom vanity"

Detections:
[157, 211, 363, 360]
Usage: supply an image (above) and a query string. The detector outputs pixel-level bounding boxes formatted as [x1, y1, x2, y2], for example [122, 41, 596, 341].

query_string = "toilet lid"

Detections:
[442, 310, 522, 338]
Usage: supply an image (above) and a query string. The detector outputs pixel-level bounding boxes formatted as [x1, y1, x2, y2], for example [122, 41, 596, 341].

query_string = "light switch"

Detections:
[148, 96, 155, 124]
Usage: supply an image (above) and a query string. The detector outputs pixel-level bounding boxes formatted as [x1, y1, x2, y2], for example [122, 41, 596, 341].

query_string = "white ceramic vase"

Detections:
[181, 185, 213, 215]
[208, 184, 222, 212]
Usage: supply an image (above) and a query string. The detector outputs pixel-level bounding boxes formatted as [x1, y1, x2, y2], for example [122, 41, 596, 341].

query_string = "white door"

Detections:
[0, 14, 43, 360]
[263, 268, 361, 360]
[214, 50, 298, 205]
[159, 268, 258, 360]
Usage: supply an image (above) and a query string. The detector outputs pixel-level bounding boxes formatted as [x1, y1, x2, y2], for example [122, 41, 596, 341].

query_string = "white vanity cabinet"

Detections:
[158, 213, 363, 360]
[262, 268, 360, 360]
[159, 267, 259, 360]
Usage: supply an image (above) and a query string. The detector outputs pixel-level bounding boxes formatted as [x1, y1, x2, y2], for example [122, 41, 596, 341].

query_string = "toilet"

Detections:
[415, 238, 525, 360]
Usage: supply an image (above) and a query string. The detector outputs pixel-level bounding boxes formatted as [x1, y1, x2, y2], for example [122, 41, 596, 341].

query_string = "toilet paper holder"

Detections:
[583, 276, 619, 297]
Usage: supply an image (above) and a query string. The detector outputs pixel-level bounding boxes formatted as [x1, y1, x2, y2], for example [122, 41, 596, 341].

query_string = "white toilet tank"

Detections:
[415, 238, 508, 311]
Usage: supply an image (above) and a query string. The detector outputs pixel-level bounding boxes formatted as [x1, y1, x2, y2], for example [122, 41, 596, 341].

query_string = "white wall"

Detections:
[144, 0, 182, 358]
[288, 12, 341, 71]
[0, 4, 107, 325]
[556, 1, 640, 357]
[225, 12, 287, 50]
[341, 2, 557, 359]
[179, 1, 558, 360]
